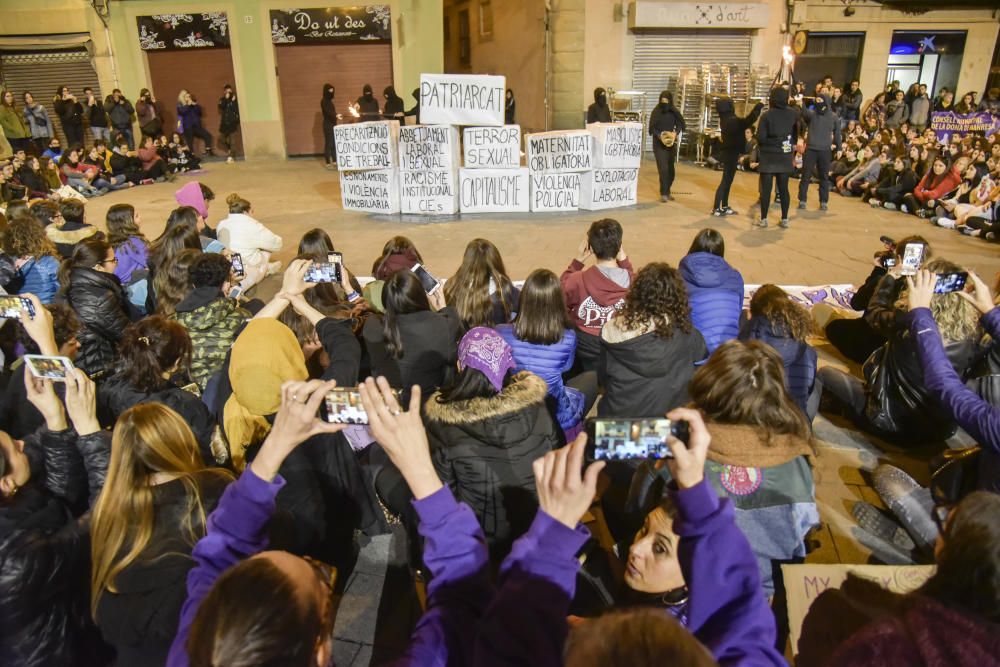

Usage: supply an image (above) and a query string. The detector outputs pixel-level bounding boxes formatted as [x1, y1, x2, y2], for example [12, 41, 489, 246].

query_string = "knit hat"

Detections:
[457, 327, 515, 392]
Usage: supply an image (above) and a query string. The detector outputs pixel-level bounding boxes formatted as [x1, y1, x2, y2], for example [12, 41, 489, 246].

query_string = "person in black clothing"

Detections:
[712, 97, 763, 215]
[320, 84, 338, 167]
[587, 88, 613, 124]
[382, 86, 404, 120]
[505, 89, 516, 125]
[53, 85, 84, 147]
[647, 90, 685, 202]
[82, 87, 109, 144]
[754, 86, 799, 228]
[404, 87, 421, 125]
[218, 84, 240, 162]
[356, 84, 381, 120]
[797, 92, 841, 211]
[103, 89, 135, 150]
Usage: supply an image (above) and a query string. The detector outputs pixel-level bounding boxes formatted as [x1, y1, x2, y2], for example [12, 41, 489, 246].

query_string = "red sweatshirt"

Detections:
[913, 167, 961, 204]
[561, 258, 634, 337]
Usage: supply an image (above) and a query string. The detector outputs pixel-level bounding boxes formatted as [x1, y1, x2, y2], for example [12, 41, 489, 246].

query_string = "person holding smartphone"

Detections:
[215, 193, 283, 289]
[52, 85, 84, 147]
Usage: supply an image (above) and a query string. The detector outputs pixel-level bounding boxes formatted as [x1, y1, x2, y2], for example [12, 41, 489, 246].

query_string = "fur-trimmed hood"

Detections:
[424, 371, 548, 425]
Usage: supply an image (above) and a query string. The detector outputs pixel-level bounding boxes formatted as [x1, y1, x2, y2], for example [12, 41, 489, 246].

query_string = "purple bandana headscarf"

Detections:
[458, 327, 515, 392]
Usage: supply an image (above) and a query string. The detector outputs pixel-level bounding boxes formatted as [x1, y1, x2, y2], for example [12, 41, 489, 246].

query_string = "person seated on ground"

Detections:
[82, 143, 130, 191]
[153, 248, 200, 317]
[836, 145, 881, 196]
[740, 284, 819, 421]
[936, 162, 993, 229]
[215, 193, 283, 289]
[423, 327, 559, 559]
[58, 237, 136, 378]
[869, 156, 919, 210]
[598, 262, 707, 418]
[90, 403, 233, 665]
[901, 155, 962, 218]
[0, 357, 113, 667]
[830, 147, 859, 181]
[17, 155, 49, 198]
[444, 238, 520, 328]
[497, 268, 598, 442]
[97, 316, 218, 464]
[163, 205, 224, 254]
[136, 135, 171, 182]
[105, 203, 150, 310]
[738, 127, 759, 172]
[58, 146, 108, 198]
[366, 235, 426, 311]
[562, 219, 634, 373]
[363, 269, 463, 405]
[861, 151, 896, 204]
[821, 235, 932, 365]
[47, 198, 98, 259]
[818, 258, 980, 445]
[166, 132, 201, 172]
[296, 227, 362, 293]
[107, 135, 148, 185]
[146, 228, 202, 314]
[171, 253, 251, 390]
[4, 215, 60, 303]
[679, 229, 743, 356]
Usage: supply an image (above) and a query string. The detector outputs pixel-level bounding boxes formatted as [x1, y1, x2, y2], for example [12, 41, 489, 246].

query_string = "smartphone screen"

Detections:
[900, 243, 925, 276]
[304, 262, 339, 283]
[231, 253, 245, 278]
[0, 295, 34, 320]
[327, 252, 344, 283]
[23, 355, 74, 381]
[411, 263, 440, 294]
[324, 387, 401, 424]
[585, 418, 683, 461]
[934, 272, 968, 294]
[228, 285, 244, 300]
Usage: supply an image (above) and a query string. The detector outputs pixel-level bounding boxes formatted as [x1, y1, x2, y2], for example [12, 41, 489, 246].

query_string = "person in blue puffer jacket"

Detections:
[679, 229, 744, 355]
[496, 269, 599, 441]
[5, 216, 61, 304]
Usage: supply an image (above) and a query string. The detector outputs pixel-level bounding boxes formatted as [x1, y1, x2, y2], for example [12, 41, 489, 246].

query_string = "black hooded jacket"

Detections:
[648, 90, 686, 140]
[587, 88, 612, 124]
[404, 88, 421, 123]
[715, 98, 763, 156]
[321, 85, 337, 126]
[62, 267, 134, 377]
[801, 93, 841, 151]
[356, 84, 380, 118]
[383, 86, 404, 118]
[756, 87, 799, 173]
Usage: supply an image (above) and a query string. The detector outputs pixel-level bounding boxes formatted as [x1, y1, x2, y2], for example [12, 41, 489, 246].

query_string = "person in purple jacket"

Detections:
[679, 229, 745, 356]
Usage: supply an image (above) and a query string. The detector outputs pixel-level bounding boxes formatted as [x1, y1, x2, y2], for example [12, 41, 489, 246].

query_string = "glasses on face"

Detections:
[102, 256, 118, 266]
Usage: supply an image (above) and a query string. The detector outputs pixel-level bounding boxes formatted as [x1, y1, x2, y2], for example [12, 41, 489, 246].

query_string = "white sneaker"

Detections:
[936, 217, 956, 229]
[227, 156, 235, 164]
[267, 261, 282, 275]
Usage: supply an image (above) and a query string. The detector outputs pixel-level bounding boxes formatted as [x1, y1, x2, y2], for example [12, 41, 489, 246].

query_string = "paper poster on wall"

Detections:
[781, 563, 934, 656]
[397, 125, 460, 171]
[400, 170, 459, 215]
[334, 120, 399, 171]
[463, 126, 522, 169]
[579, 168, 639, 210]
[530, 173, 580, 212]
[339, 169, 400, 214]
[458, 168, 529, 213]
[587, 122, 643, 169]
[420, 74, 506, 126]
[526, 130, 593, 173]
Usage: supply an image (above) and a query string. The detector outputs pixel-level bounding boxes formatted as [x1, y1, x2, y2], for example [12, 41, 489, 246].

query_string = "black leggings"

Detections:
[714, 153, 739, 209]
[759, 173, 790, 220]
[900, 193, 930, 215]
[184, 124, 213, 154]
[323, 123, 337, 164]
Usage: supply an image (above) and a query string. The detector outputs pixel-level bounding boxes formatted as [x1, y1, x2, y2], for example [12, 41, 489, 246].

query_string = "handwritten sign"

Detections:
[420, 74, 506, 126]
[398, 125, 460, 171]
[334, 120, 399, 171]
[269, 6, 391, 44]
[930, 111, 1000, 140]
[630, 2, 771, 29]
[579, 168, 638, 210]
[400, 170, 458, 215]
[458, 168, 529, 213]
[526, 130, 593, 173]
[782, 563, 934, 656]
[340, 169, 399, 214]
[587, 122, 643, 169]
[464, 126, 521, 168]
[530, 173, 580, 212]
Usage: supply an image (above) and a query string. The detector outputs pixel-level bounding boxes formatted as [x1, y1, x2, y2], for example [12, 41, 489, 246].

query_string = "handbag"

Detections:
[930, 446, 981, 505]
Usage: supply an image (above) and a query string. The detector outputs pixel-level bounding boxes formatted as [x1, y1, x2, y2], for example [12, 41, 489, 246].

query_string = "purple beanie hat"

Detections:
[457, 327, 515, 392]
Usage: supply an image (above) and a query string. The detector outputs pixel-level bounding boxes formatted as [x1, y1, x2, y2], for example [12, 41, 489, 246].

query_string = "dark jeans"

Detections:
[760, 172, 790, 220]
[713, 152, 739, 209]
[825, 317, 886, 364]
[184, 124, 213, 154]
[798, 148, 832, 204]
[573, 329, 603, 375]
[218, 130, 239, 157]
[900, 193, 929, 215]
[817, 366, 866, 417]
[323, 122, 337, 164]
[652, 141, 677, 196]
[63, 122, 84, 147]
[112, 126, 134, 150]
[32, 137, 49, 155]
[143, 160, 168, 180]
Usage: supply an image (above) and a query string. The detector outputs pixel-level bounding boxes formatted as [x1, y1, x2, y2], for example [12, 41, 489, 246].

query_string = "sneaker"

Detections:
[712, 208, 724, 217]
[936, 217, 956, 229]
[819, 202, 828, 211]
[227, 156, 235, 164]
[722, 206, 737, 216]
[797, 201, 806, 210]
[779, 218, 790, 228]
[661, 195, 669, 203]
[267, 261, 283, 275]
[753, 218, 768, 228]
[666, 194, 675, 201]
[869, 199, 881, 208]
[154, 176, 166, 183]
[883, 202, 897, 211]
[140, 178, 155, 185]
[960, 227, 980, 237]
[851, 501, 917, 552]
[900, 204, 910, 214]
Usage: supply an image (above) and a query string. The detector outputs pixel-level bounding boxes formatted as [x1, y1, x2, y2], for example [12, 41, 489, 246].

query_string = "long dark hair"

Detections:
[687, 228, 725, 257]
[444, 238, 515, 327]
[106, 204, 147, 248]
[372, 236, 423, 278]
[616, 263, 692, 339]
[148, 225, 201, 278]
[437, 365, 510, 404]
[297, 228, 335, 261]
[164, 206, 201, 235]
[513, 269, 571, 345]
[117, 316, 192, 392]
[381, 271, 431, 359]
[59, 237, 110, 290]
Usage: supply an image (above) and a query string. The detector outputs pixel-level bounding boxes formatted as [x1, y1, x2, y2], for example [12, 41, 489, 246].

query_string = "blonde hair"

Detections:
[177, 89, 191, 105]
[90, 403, 232, 617]
[226, 192, 251, 214]
[894, 259, 980, 343]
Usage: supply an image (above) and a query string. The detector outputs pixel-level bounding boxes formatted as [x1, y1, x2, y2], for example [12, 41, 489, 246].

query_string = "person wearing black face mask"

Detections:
[648, 90, 686, 202]
[505, 89, 516, 124]
[712, 97, 763, 216]
[754, 87, 799, 228]
[320, 84, 338, 168]
[797, 92, 840, 212]
[404, 88, 421, 125]
[356, 84, 381, 121]
[588, 88, 612, 124]
[382, 86, 404, 120]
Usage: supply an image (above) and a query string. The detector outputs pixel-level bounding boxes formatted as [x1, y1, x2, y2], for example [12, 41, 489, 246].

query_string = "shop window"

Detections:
[479, 0, 493, 39]
[796, 32, 865, 91]
[888, 30, 966, 97]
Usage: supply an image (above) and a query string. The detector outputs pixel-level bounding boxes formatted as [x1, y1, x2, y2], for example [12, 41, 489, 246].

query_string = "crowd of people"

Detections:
[1, 73, 1000, 667]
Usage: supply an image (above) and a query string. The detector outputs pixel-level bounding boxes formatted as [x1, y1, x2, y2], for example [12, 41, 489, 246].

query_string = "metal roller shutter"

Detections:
[0, 48, 101, 147]
[632, 32, 751, 152]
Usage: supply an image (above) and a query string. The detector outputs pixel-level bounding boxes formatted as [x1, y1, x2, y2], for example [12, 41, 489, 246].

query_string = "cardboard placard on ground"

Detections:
[339, 169, 400, 214]
[420, 73, 506, 126]
[782, 563, 935, 656]
[587, 122, 644, 169]
[334, 120, 399, 171]
[579, 168, 639, 210]
[398, 125, 461, 172]
[530, 172, 580, 212]
[525, 130, 593, 172]
[458, 168, 530, 213]
[463, 126, 522, 169]
[399, 169, 459, 215]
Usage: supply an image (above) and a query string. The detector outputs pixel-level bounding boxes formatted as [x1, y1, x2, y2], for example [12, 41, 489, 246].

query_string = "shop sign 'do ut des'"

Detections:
[270, 6, 391, 44]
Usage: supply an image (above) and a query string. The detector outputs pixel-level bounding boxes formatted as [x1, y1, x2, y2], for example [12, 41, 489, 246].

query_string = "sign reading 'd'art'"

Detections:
[579, 169, 639, 210]
[587, 122, 643, 169]
[526, 130, 593, 173]
[420, 74, 506, 127]
[398, 125, 460, 171]
[340, 169, 399, 214]
[530, 173, 580, 212]
[630, 2, 771, 29]
[400, 170, 459, 215]
[464, 126, 521, 168]
[459, 168, 529, 213]
[334, 120, 399, 171]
